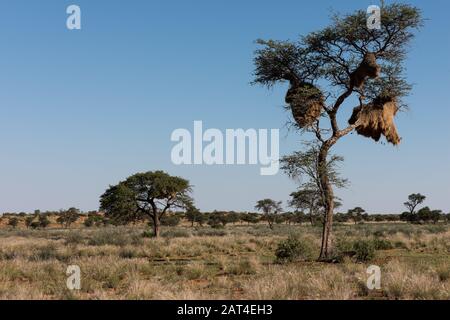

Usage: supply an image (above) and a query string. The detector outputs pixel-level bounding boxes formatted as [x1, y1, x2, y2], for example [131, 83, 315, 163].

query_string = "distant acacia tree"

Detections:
[56, 208, 80, 228]
[401, 193, 427, 223]
[185, 205, 204, 227]
[417, 207, 442, 224]
[255, 199, 282, 229]
[100, 171, 193, 238]
[207, 211, 228, 228]
[254, 4, 423, 260]
[227, 212, 241, 225]
[8, 217, 19, 229]
[347, 207, 366, 225]
[38, 214, 50, 229]
[240, 212, 260, 225]
[25, 216, 35, 229]
[404, 193, 426, 215]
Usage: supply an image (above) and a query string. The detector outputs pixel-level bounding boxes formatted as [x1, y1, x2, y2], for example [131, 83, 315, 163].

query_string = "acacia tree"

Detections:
[347, 207, 366, 225]
[8, 217, 19, 229]
[289, 189, 320, 226]
[185, 205, 204, 227]
[56, 207, 80, 228]
[100, 171, 193, 238]
[403, 193, 426, 214]
[282, 143, 348, 226]
[255, 199, 283, 229]
[253, 4, 423, 260]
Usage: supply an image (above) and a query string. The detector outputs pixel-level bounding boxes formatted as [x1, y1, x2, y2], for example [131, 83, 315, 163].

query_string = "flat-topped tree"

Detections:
[253, 3, 423, 260]
[255, 199, 283, 229]
[100, 171, 193, 237]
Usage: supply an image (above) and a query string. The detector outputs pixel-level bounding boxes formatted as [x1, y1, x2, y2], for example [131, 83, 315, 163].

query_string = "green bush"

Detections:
[142, 230, 154, 238]
[84, 218, 94, 227]
[334, 238, 379, 262]
[275, 236, 314, 263]
[353, 240, 375, 262]
[373, 230, 385, 238]
[371, 238, 393, 250]
[394, 240, 408, 249]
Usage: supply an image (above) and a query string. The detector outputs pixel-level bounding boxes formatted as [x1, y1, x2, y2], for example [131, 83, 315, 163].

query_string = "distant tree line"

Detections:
[1, 190, 449, 231]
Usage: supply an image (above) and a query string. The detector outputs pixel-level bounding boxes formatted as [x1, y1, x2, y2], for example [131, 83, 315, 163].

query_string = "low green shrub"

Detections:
[275, 236, 314, 263]
[371, 238, 394, 250]
[353, 240, 375, 262]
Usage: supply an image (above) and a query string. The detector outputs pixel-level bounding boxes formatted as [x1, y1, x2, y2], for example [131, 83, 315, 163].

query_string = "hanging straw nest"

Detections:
[350, 53, 381, 89]
[348, 96, 401, 145]
[285, 82, 324, 128]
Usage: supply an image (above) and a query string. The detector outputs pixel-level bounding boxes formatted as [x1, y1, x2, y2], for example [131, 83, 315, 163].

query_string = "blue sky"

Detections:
[0, 0, 448, 214]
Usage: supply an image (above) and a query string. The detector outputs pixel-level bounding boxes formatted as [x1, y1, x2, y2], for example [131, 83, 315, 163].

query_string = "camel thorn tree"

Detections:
[253, 3, 423, 260]
[100, 171, 193, 238]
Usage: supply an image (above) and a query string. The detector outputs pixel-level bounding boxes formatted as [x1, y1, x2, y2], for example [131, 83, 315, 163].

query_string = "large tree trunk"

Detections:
[318, 143, 335, 261]
[152, 215, 161, 238]
[309, 206, 315, 226]
[267, 217, 274, 230]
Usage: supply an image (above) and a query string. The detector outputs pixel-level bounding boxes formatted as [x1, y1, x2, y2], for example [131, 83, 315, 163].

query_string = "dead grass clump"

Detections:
[285, 82, 324, 128]
[383, 260, 450, 300]
[226, 257, 260, 276]
[349, 96, 401, 145]
[436, 267, 450, 282]
[87, 228, 142, 246]
[350, 52, 381, 88]
[29, 244, 60, 262]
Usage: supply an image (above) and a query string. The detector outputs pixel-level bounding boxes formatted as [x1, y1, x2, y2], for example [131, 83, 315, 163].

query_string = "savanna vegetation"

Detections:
[0, 3, 445, 301]
[0, 222, 449, 300]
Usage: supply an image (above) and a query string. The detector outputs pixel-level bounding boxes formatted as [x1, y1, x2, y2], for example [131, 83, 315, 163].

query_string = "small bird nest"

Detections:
[348, 96, 401, 145]
[285, 82, 324, 128]
[350, 53, 381, 89]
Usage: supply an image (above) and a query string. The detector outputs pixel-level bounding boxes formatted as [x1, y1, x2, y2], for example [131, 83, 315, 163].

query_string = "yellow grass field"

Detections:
[0, 223, 449, 300]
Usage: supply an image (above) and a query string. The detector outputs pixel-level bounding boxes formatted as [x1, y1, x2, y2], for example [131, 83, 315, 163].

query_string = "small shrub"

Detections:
[30, 221, 40, 229]
[353, 240, 375, 262]
[373, 230, 385, 238]
[65, 232, 84, 245]
[437, 268, 450, 282]
[424, 225, 446, 234]
[227, 258, 259, 275]
[275, 236, 314, 263]
[183, 264, 205, 280]
[372, 238, 393, 250]
[142, 230, 154, 238]
[84, 218, 94, 227]
[0, 249, 17, 260]
[30, 244, 59, 261]
[119, 248, 138, 259]
[195, 229, 227, 237]
[394, 241, 408, 249]
[161, 229, 191, 238]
